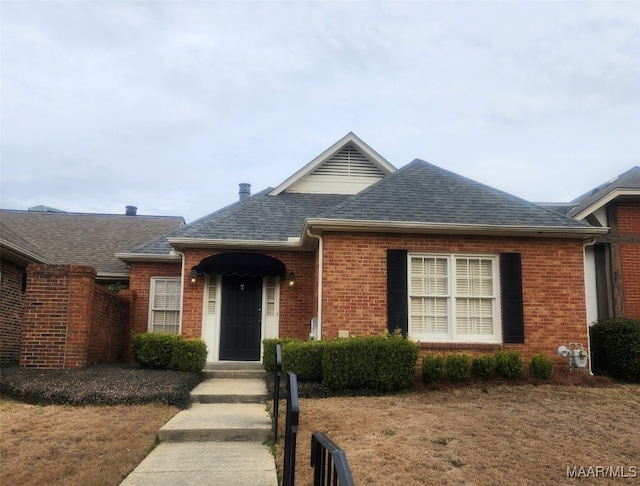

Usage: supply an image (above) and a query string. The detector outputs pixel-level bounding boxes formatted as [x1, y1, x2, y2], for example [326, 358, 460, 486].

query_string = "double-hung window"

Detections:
[409, 254, 500, 342]
[149, 277, 181, 334]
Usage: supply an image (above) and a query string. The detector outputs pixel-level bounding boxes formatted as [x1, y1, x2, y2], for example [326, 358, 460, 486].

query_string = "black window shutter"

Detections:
[500, 253, 524, 343]
[387, 250, 408, 337]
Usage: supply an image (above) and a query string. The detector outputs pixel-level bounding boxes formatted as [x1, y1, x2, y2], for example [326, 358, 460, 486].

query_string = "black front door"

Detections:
[219, 275, 262, 361]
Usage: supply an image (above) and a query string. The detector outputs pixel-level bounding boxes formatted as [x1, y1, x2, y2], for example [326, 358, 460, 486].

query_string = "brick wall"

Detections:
[0, 259, 26, 363]
[618, 201, 640, 319]
[20, 265, 132, 369]
[319, 233, 589, 365]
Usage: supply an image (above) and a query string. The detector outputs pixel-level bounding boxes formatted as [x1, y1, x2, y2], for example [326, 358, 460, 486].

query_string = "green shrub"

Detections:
[494, 350, 524, 379]
[282, 340, 326, 382]
[445, 353, 471, 382]
[132, 333, 180, 369]
[262, 338, 302, 372]
[471, 354, 497, 379]
[421, 354, 445, 383]
[529, 352, 554, 379]
[322, 335, 418, 392]
[170, 338, 207, 372]
[590, 318, 640, 382]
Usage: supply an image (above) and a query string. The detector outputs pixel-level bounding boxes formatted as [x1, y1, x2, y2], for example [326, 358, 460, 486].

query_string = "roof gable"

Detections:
[269, 132, 396, 195]
[568, 166, 640, 220]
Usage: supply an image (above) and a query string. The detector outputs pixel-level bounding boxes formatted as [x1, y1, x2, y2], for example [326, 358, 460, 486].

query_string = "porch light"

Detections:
[288, 272, 296, 287]
[189, 269, 198, 284]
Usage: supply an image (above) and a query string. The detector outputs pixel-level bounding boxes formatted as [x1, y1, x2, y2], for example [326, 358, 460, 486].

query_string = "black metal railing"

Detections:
[282, 371, 300, 486]
[310, 431, 355, 486]
[273, 344, 283, 443]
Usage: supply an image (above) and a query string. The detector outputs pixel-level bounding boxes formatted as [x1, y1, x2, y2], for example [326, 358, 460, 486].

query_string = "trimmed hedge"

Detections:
[494, 350, 525, 379]
[471, 354, 497, 380]
[590, 318, 640, 383]
[282, 340, 326, 382]
[322, 335, 419, 392]
[132, 333, 207, 372]
[445, 353, 471, 382]
[262, 338, 302, 373]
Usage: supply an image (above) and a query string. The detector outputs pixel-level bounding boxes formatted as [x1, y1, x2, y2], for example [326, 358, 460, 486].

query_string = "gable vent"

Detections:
[311, 143, 385, 178]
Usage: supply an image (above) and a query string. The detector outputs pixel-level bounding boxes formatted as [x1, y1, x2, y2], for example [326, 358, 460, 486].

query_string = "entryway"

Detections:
[219, 275, 262, 361]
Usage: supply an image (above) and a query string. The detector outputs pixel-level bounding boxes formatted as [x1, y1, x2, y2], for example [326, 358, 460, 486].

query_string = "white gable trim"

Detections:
[572, 189, 640, 221]
[269, 132, 396, 196]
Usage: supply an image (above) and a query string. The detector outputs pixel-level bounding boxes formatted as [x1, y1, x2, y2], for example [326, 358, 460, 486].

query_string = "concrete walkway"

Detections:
[120, 363, 278, 486]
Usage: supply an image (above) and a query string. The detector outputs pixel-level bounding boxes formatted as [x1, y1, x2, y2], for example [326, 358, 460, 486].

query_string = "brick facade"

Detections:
[617, 201, 640, 319]
[0, 259, 26, 363]
[319, 233, 589, 365]
[20, 265, 133, 369]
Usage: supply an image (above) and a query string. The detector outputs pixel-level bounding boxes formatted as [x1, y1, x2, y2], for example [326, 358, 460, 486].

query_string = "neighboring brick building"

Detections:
[0, 207, 184, 366]
[118, 133, 609, 366]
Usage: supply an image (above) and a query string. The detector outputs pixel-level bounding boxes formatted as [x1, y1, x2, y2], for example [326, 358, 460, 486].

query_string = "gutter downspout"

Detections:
[306, 229, 323, 340]
[170, 250, 186, 335]
[583, 237, 597, 375]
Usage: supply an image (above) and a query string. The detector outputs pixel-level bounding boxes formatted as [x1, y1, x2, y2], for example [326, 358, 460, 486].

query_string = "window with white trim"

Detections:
[149, 277, 181, 334]
[409, 254, 500, 342]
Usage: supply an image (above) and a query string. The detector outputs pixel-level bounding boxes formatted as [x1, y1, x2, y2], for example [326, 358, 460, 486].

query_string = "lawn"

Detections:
[1, 365, 638, 486]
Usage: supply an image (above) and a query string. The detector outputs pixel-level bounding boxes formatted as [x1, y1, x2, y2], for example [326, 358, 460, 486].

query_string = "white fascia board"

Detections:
[0, 239, 51, 265]
[572, 189, 640, 221]
[115, 252, 182, 263]
[166, 237, 306, 251]
[269, 132, 396, 196]
[95, 272, 129, 281]
[303, 218, 609, 239]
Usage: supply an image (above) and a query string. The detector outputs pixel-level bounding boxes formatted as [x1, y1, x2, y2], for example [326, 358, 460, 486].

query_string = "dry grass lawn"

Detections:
[277, 380, 640, 485]
[0, 398, 178, 486]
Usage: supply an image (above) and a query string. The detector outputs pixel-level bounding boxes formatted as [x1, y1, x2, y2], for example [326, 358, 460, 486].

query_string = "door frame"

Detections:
[201, 274, 280, 362]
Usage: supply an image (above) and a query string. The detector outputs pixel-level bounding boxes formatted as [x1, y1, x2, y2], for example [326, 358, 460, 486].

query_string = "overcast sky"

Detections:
[2, 1, 639, 223]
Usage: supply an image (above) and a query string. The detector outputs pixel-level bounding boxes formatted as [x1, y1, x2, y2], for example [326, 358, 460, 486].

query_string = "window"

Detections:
[408, 254, 500, 342]
[149, 277, 181, 334]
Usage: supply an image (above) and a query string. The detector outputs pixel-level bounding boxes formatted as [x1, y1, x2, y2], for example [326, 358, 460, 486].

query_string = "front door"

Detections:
[219, 275, 262, 361]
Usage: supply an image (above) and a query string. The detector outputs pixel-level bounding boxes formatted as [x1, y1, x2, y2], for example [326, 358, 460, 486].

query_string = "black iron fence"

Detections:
[311, 431, 355, 486]
[283, 371, 300, 486]
[273, 343, 283, 443]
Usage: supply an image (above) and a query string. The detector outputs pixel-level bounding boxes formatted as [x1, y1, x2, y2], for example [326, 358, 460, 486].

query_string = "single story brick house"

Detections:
[118, 133, 610, 365]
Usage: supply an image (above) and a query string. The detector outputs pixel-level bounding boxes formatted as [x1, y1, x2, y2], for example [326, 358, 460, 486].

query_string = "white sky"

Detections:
[1, 1, 639, 223]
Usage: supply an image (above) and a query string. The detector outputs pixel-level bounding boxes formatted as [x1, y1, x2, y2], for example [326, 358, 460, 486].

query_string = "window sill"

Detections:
[417, 342, 503, 351]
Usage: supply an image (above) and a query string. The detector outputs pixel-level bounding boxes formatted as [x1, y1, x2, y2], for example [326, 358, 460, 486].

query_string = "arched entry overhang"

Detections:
[191, 252, 286, 278]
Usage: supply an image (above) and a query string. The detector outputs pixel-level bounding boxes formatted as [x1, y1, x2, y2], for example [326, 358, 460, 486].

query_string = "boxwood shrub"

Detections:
[471, 354, 497, 380]
[421, 354, 445, 383]
[132, 333, 181, 369]
[322, 335, 419, 392]
[590, 318, 640, 382]
[282, 340, 327, 382]
[445, 353, 471, 382]
[262, 338, 302, 372]
[528, 352, 554, 379]
[494, 350, 524, 379]
[132, 333, 207, 372]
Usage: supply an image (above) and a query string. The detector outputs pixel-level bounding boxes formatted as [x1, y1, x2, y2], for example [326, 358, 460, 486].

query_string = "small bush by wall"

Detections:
[132, 333, 207, 372]
[445, 353, 471, 382]
[590, 318, 640, 383]
[494, 350, 525, 379]
[471, 354, 497, 379]
[421, 354, 445, 383]
[262, 338, 302, 372]
[529, 352, 553, 379]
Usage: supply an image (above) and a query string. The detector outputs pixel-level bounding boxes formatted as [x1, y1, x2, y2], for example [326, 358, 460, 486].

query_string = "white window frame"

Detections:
[148, 277, 181, 334]
[408, 253, 501, 343]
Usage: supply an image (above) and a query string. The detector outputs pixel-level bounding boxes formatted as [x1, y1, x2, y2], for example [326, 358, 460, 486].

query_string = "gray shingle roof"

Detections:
[325, 160, 592, 228]
[130, 159, 593, 256]
[0, 210, 184, 276]
[567, 166, 640, 218]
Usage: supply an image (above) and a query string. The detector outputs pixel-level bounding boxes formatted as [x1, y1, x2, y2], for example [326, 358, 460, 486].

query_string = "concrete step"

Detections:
[204, 361, 265, 371]
[203, 368, 267, 380]
[190, 378, 266, 404]
[158, 403, 272, 442]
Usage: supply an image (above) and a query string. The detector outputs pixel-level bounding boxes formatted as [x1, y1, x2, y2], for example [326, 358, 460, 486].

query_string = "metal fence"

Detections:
[283, 371, 300, 486]
[310, 431, 355, 486]
[273, 344, 283, 443]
